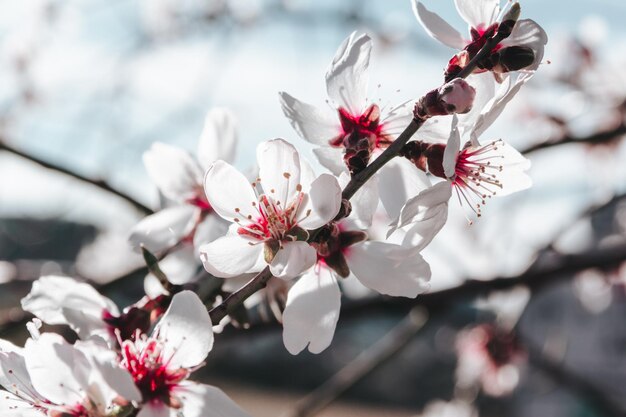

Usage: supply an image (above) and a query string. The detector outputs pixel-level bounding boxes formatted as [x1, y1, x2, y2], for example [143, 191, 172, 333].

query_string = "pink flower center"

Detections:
[330, 104, 391, 150]
[121, 337, 188, 407]
[187, 193, 213, 213]
[451, 140, 505, 218]
[235, 174, 310, 242]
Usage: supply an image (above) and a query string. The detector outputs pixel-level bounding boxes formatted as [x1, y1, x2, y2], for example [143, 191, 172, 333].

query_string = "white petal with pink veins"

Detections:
[144, 142, 203, 202]
[128, 205, 198, 253]
[257, 139, 302, 204]
[326, 32, 371, 115]
[501, 19, 548, 71]
[270, 241, 317, 280]
[199, 233, 264, 278]
[282, 267, 341, 354]
[413, 1, 466, 49]
[197, 108, 238, 171]
[298, 173, 342, 230]
[154, 291, 214, 369]
[204, 160, 258, 221]
[347, 242, 431, 297]
[173, 382, 252, 417]
[313, 147, 345, 176]
[279, 92, 340, 146]
[454, 0, 499, 30]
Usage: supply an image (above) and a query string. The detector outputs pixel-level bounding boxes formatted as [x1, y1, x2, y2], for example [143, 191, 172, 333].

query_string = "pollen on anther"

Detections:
[235, 208, 240, 213]
[283, 172, 291, 179]
[296, 184, 302, 192]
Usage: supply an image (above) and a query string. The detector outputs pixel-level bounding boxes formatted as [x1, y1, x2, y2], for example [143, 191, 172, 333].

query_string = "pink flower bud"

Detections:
[439, 78, 476, 115]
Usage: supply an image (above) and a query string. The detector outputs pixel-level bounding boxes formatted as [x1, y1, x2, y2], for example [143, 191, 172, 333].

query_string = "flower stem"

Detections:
[0, 140, 153, 215]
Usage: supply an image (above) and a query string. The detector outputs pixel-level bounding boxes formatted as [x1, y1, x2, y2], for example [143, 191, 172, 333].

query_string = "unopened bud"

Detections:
[414, 79, 476, 120]
[439, 79, 476, 114]
[498, 2, 521, 39]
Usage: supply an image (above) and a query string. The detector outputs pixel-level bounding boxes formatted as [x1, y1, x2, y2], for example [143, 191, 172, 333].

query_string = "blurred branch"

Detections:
[341, 242, 626, 319]
[521, 122, 626, 155]
[526, 340, 626, 417]
[0, 140, 153, 215]
[284, 308, 428, 417]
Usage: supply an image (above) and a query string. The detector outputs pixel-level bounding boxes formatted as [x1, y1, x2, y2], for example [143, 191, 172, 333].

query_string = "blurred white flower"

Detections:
[129, 108, 237, 259]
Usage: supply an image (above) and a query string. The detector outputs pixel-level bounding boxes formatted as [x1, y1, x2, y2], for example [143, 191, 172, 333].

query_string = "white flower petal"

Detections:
[377, 158, 431, 221]
[325, 32, 371, 114]
[298, 173, 342, 229]
[413, 1, 466, 49]
[25, 333, 86, 407]
[21, 276, 118, 341]
[144, 143, 203, 202]
[391, 181, 452, 234]
[501, 19, 548, 71]
[282, 267, 341, 355]
[470, 73, 532, 144]
[312, 147, 346, 176]
[0, 391, 44, 417]
[154, 291, 213, 369]
[204, 160, 257, 221]
[137, 401, 173, 417]
[199, 234, 263, 278]
[379, 100, 415, 137]
[257, 139, 302, 204]
[347, 242, 430, 297]
[399, 206, 449, 251]
[192, 214, 229, 254]
[279, 92, 340, 146]
[454, 0, 499, 29]
[444, 116, 461, 178]
[173, 382, 251, 417]
[270, 241, 317, 280]
[128, 206, 198, 253]
[148, 245, 199, 286]
[0, 350, 43, 405]
[197, 108, 238, 171]
[339, 172, 378, 228]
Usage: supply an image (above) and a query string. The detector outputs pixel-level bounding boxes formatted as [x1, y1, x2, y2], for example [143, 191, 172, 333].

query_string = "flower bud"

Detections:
[498, 2, 521, 39]
[440, 79, 476, 114]
[414, 79, 476, 119]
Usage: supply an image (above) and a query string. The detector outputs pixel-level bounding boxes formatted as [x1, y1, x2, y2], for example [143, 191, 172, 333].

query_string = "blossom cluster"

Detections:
[1, 0, 547, 415]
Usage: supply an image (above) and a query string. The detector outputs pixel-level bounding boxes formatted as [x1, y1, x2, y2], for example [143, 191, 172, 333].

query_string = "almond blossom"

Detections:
[282, 221, 430, 354]
[200, 139, 342, 279]
[119, 291, 250, 417]
[0, 332, 141, 417]
[129, 108, 237, 256]
[413, 0, 547, 80]
[21, 275, 165, 345]
[280, 32, 415, 176]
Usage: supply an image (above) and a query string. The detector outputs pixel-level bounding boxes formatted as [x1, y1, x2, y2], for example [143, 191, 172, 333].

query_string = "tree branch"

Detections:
[0, 140, 154, 215]
[521, 122, 626, 155]
[284, 308, 428, 417]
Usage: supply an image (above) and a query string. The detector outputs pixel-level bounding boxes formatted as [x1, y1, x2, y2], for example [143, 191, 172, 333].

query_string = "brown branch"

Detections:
[284, 308, 428, 417]
[208, 267, 273, 324]
[0, 140, 154, 215]
[521, 122, 626, 155]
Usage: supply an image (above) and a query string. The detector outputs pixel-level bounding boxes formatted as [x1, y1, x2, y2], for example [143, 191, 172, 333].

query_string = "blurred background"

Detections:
[1, 0, 626, 416]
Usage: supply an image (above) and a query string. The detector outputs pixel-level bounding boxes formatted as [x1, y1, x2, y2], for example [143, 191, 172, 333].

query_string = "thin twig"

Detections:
[521, 123, 626, 155]
[0, 140, 153, 215]
[284, 308, 428, 417]
[208, 267, 273, 324]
